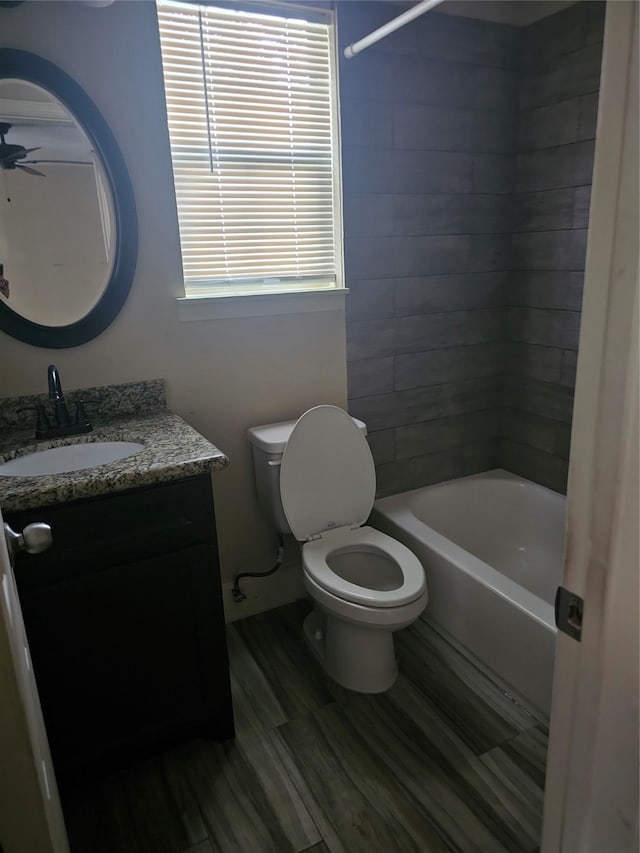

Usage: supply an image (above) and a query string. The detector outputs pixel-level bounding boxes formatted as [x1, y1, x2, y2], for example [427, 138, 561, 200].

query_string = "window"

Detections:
[156, 0, 343, 301]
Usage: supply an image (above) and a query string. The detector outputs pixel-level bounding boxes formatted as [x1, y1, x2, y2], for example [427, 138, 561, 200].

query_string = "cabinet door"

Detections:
[19, 543, 232, 784]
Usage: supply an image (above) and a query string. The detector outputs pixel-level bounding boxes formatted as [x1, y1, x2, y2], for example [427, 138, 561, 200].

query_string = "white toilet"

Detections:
[247, 405, 428, 693]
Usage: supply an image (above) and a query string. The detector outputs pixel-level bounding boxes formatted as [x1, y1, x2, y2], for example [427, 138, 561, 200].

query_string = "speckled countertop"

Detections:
[0, 379, 228, 514]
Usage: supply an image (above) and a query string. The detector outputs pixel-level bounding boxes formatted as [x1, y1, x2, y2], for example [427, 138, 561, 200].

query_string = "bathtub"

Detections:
[370, 469, 566, 720]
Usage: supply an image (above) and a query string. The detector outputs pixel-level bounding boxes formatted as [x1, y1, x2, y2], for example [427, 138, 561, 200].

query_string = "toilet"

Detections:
[247, 405, 428, 693]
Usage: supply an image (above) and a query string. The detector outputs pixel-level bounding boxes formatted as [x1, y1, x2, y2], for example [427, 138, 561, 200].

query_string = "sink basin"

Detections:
[0, 441, 144, 477]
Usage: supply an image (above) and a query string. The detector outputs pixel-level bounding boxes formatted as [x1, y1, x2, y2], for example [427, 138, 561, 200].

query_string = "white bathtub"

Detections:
[370, 469, 566, 720]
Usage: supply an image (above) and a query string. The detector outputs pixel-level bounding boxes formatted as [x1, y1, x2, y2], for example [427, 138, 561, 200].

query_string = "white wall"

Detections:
[0, 162, 109, 325]
[0, 1, 348, 617]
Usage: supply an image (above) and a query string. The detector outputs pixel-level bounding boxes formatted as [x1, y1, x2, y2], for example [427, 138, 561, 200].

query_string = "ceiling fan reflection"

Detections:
[0, 122, 92, 177]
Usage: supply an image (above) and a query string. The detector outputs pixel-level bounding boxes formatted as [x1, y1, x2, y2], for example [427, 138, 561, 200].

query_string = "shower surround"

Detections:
[503, 2, 604, 492]
[340, 1, 604, 496]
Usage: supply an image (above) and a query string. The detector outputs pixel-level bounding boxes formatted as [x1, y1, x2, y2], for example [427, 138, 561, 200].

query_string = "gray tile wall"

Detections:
[501, 1, 604, 493]
[339, 1, 604, 498]
[338, 2, 516, 496]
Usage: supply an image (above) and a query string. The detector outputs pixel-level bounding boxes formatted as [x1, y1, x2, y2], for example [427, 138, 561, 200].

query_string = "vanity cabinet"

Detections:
[6, 474, 234, 787]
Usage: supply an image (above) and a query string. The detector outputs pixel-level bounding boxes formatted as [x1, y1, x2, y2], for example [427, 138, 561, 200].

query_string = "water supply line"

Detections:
[343, 0, 445, 59]
[232, 533, 285, 603]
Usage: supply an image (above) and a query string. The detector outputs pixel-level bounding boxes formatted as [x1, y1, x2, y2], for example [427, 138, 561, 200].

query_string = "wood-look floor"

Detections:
[63, 601, 548, 853]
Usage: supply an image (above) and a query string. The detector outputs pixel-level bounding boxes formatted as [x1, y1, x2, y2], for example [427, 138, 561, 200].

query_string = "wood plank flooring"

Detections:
[63, 601, 548, 853]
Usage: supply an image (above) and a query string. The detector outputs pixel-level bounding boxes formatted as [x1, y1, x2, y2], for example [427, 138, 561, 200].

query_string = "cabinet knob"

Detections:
[4, 521, 53, 558]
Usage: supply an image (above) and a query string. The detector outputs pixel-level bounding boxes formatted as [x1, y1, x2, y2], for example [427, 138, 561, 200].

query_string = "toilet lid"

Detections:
[280, 405, 376, 542]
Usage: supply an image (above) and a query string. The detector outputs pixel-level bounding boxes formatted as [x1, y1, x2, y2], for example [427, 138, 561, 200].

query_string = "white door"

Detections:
[0, 507, 70, 853]
[541, 1, 639, 850]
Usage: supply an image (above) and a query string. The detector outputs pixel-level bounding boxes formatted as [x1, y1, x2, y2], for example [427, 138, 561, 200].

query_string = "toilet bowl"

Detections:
[274, 405, 428, 693]
[300, 525, 427, 692]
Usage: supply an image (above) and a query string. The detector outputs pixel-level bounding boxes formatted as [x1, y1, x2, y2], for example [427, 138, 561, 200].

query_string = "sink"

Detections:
[0, 441, 144, 477]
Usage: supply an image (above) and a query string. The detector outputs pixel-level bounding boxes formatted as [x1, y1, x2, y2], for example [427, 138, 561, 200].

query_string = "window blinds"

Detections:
[157, 0, 341, 297]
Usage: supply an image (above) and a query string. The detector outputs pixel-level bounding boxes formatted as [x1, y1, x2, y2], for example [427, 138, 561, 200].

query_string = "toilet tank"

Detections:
[247, 415, 367, 534]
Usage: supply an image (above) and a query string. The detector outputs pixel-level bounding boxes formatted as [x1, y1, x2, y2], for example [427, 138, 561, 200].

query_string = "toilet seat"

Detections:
[303, 526, 426, 608]
[280, 405, 376, 542]
[280, 405, 426, 610]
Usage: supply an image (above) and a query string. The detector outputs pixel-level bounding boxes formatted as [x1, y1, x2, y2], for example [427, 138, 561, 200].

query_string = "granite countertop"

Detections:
[0, 380, 229, 514]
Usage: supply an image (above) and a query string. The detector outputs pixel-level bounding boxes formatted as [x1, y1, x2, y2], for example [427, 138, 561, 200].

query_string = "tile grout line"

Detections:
[265, 724, 333, 853]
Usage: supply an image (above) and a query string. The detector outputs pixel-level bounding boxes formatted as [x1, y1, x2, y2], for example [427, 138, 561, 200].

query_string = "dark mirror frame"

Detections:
[0, 49, 138, 348]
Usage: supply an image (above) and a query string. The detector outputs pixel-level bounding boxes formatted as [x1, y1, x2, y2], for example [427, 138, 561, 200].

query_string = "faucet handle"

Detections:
[75, 395, 99, 415]
[74, 398, 94, 432]
[16, 405, 50, 437]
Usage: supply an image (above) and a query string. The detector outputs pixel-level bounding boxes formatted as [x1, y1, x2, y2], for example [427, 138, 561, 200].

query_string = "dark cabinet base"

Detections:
[8, 474, 234, 787]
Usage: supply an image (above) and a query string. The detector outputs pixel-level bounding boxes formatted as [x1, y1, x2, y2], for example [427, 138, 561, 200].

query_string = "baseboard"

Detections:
[222, 561, 308, 622]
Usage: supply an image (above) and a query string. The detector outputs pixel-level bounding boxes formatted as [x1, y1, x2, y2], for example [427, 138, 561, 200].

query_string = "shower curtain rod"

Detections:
[344, 0, 446, 59]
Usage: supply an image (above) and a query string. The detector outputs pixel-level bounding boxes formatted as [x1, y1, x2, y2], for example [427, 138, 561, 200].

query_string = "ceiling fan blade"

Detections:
[1, 151, 23, 164]
[22, 147, 41, 155]
[16, 164, 46, 177]
[25, 159, 93, 166]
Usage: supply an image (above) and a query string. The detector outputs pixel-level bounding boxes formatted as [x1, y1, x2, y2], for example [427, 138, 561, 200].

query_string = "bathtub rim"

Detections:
[371, 468, 564, 635]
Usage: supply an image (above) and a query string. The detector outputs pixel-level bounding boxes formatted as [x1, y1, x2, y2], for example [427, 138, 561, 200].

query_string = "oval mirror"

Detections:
[0, 50, 137, 348]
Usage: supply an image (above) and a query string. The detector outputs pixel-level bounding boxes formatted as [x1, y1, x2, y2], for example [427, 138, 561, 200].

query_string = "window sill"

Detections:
[177, 288, 348, 321]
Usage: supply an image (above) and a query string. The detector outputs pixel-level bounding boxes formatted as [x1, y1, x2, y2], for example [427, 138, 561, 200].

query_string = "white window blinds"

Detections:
[156, 0, 342, 297]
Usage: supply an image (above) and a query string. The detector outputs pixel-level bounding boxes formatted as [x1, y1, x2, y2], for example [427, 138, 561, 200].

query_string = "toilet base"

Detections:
[303, 608, 327, 664]
[303, 608, 398, 693]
